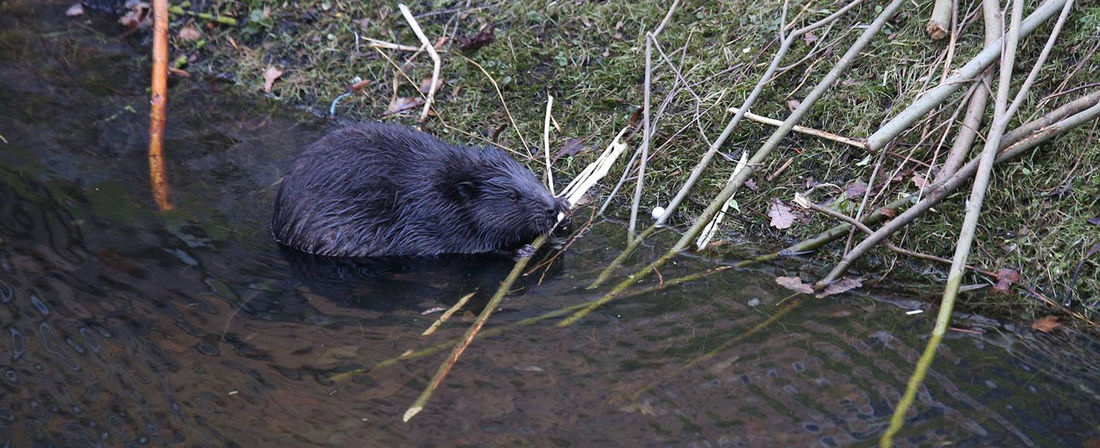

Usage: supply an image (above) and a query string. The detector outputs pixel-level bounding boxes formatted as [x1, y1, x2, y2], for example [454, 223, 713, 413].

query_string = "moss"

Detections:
[169, 0, 1100, 323]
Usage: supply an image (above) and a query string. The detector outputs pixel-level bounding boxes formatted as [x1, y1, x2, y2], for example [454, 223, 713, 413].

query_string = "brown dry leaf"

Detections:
[787, 99, 801, 112]
[458, 25, 495, 52]
[629, 107, 643, 128]
[262, 66, 283, 92]
[817, 277, 862, 298]
[178, 25, 202, 41]
[844, 180, 867, 198]
[992, 268, 1020, 293]
[776, 276, 813, 295]
[554, 138, 589, 161]
[878, 207, 898, 218]
[768, 199, 796, 229]
[912, 173, 929, 189]
[419, 77, 443, 95]
[744, 179, 759, 192]
[383, 97, 423, 116]
[1031, 315, 1061, 333]
[66, 3, 84, 16]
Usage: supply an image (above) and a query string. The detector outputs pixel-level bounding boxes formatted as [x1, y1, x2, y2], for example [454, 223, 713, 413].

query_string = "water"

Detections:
[1, 3, 1098, 447]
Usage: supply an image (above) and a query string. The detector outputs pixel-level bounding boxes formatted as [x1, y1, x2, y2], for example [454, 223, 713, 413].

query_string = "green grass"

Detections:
[171, 0, 1100, 324]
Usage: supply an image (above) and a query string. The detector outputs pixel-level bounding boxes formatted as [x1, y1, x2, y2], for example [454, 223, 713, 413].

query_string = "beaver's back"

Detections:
[271, 123, 562, 257]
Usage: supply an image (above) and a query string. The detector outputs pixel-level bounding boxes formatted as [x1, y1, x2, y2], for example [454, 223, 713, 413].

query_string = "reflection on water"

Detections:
[1, 3, 1098, 447]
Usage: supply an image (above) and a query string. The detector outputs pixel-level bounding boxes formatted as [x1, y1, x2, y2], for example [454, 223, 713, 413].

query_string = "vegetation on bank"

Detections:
[106, 0, 1100, 322]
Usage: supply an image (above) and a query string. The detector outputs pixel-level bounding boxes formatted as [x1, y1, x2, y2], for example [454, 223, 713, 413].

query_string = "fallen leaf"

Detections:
[458, 25, 495, 52]
[912, 173, 929, 189]
[768, 199, 796, 229]
[419, 77, 442, 95]
[1087, 216, 1100, 226]
[178, 25, 202, 41]
[878, 207, 897, 218]
[776, 276, 813, 294]
[802, 31, 817, 44]
[1031, 315, 1060, 333]
[355, 17, 371, 32]
[787, 99, 801, 112]
[489, 123, 507, 142]
[66, 3, 84, 16]
[844, 180, 867, 198]
[992, 268, 1020, 293]
[553, 138, 589, 161]
[744, 179, 759, 192]
[383, 97, 423, 116]
[816, 277, 862, 298]
[262, 66, 283, 92]
[629, 107, 643, 128]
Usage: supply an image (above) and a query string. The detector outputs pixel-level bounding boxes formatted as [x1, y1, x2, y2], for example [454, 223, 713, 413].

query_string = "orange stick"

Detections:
[148, 0, 174, 211]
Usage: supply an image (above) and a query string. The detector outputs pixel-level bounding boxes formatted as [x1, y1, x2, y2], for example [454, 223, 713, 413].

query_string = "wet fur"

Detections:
[272, 123, 565, 257]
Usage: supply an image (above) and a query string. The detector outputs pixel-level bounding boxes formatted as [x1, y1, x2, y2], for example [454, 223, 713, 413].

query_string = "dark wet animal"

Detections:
[272, 123, 567, 257]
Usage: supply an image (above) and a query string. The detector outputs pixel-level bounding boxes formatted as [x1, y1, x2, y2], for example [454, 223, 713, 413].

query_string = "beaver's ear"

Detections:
[456, 181, 477, 201]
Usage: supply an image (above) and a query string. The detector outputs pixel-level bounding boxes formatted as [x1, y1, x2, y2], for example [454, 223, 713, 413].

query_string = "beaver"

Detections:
[271, 123, 568, 258]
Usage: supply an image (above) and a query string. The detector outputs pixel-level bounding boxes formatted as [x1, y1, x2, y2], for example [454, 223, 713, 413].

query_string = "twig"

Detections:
[629, 0, 680, 242]
[398, 4, 441, 123]
[542, 95, 555, 194]
[570, 0, 906, 324]
[148, 0, 173, 211]
[629, 33, 655, 243]
[421, 291, 476, 336]
[365, 37, 423, 52]
[880, 0, 1023, 443]
[1002, 89, 1100, 143]
[726, 106, 866, 149]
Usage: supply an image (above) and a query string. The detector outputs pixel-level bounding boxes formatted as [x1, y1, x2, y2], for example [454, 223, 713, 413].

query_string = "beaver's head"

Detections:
[450, 149, 568, 249]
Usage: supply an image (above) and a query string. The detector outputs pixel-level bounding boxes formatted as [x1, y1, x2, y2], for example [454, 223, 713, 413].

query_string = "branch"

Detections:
[148, 0, 173, 211]
[398, 4, 442, 123]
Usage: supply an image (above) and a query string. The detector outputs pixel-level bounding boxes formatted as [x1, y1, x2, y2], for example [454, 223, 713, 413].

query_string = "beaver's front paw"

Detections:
[514, 244, 537, 260]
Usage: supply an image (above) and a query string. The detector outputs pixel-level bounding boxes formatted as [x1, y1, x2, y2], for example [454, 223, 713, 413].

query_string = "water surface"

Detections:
[1, 4, 1098, 447]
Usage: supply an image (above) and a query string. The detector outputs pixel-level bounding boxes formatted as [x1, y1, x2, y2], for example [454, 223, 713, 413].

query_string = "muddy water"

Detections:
[1, 3, 1098, 447]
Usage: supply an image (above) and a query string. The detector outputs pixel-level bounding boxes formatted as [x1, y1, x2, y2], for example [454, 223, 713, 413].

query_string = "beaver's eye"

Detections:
[508, 191, 519, 202]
